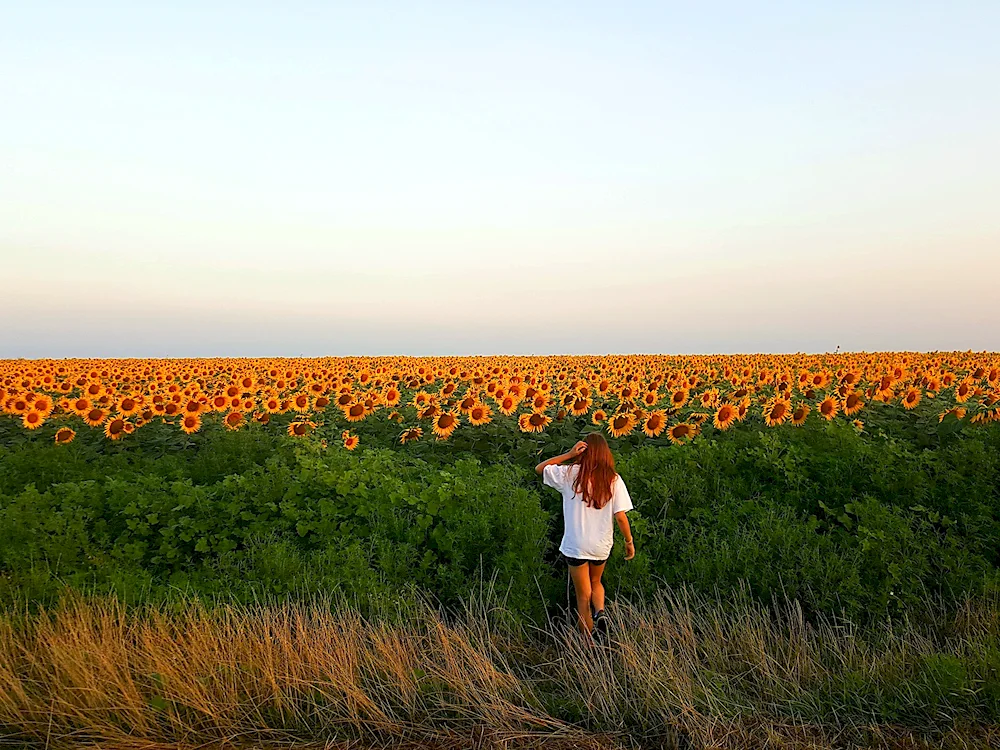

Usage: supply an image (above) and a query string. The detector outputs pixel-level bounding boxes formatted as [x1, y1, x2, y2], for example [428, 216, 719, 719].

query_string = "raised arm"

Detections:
[615, 511, 635, 560]
[534, 440, 587, 475]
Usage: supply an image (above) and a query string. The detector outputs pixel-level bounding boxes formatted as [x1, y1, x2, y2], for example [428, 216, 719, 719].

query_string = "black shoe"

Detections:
[593, 609, 609, 640]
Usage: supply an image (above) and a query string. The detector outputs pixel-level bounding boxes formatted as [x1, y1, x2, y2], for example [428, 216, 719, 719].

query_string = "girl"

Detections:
[535, 432, 635, 638]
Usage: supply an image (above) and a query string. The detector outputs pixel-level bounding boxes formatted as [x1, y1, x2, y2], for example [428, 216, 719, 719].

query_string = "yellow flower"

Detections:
[606, 412, 635, 438]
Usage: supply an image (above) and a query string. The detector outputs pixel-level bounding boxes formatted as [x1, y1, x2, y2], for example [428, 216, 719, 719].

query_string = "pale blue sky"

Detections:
[2, 1, 999, 357]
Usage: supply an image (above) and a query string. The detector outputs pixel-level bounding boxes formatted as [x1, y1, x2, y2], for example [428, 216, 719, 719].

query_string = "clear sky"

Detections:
[2, 1, 998, 357]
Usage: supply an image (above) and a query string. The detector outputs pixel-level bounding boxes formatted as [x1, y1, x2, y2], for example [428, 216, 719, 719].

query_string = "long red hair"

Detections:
[571, 432, 617, 509]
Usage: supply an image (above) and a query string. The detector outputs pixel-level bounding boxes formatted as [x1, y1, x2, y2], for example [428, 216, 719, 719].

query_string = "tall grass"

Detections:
[2, 586, 999, 749]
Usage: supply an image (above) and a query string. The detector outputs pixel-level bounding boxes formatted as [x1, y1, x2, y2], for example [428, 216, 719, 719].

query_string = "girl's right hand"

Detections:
[624, 539, 635, 560]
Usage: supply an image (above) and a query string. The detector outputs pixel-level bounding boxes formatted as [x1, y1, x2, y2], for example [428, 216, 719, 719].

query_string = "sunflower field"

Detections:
[2, 351, 1000, 624]
[3, 352, 999, 450]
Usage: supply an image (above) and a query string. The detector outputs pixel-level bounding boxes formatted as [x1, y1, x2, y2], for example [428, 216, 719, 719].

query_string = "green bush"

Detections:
[1, 417, 999, 624]
[0, 439, 551, 615]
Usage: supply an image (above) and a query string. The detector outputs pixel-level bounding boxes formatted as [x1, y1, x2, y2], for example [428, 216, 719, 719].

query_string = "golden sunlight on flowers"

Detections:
[0, 352, 996, 449]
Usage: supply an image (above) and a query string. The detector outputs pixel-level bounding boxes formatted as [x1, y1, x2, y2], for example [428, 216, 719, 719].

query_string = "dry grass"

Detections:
[1, 585, 998, 750]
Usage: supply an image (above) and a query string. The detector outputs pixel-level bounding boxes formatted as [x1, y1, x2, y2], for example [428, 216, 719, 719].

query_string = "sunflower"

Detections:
[876, 375, 895, 397]
[83, 382, 105, 399]
[901, 387, 922, 410]
[852, 419, 864, 432]
[418, 403, 440, 420]
[736, 399, 750, 421]
[343, 402, 367, 422]
[399, 426, 423, 444]
[567, 396, 589, 416]
[764, 399, 790, 427]
[592, 409, 607, 424]
[642, 410, 667, 437]
[343, 433, 360, 450]
[468, 403, 492, 426]
[530, 393, 552, 412]
[71, 397, 92, 415]
[713, 403, 737, 430]
[670, 388, 689, 408]
[492, 395, 513, 415]
[699, 389, 719, 409]
[666, 422, 694, 445]
[31, 395, 54, 416]
[939, 407, 967, 422]
[842, 391, 865, 416]
[118, 396, 141, 416]
[83, 407, 108, 427]
[288, 420, 316, 437]
[104, 417, 127, 440]
[791, 403, 810, 426]
[180, 414, 202, 434]
[606, 412, 635, 438]
[518, 412, 551, 433]
[642, 391, 659, 407]
[5, 396, 29, 415]
[818, 396, 839, 421]
[224, 411, 245, 430]
[54, 427, 76, 444]
[432, 411, 460, 439]
[954, 380, 973, 403]
[21, 409, 44, 430]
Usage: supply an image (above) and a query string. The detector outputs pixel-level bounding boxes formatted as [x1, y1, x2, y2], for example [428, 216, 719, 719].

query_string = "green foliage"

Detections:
[1, 418, 999, 625]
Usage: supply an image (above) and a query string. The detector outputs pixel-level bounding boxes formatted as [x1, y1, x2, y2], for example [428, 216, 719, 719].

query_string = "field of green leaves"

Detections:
[3, 406, 999, 623]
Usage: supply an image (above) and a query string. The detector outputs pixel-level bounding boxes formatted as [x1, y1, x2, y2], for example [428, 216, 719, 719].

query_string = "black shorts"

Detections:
[563, 554, 608, 567]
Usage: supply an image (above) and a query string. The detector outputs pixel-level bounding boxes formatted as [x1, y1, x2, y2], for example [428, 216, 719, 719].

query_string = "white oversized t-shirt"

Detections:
[542, 463, 633, 560]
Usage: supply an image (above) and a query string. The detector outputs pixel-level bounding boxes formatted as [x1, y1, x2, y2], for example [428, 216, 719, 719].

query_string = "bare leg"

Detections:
[568, 563, 594, 634]
[589, 561, 606, 614]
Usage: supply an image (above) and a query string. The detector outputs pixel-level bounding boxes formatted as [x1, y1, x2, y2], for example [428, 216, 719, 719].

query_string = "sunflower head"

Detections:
[468, 403, 492, 426]
[54, 427, 76, 444]
[606, 412, 635, 438]
[713, 403, 737, 430]
[432, 411, 460, 439]
[399, 426, 424, 444]
[224, 411, 245, 431]
[764, 399, 789, 427]
[104, 417, 127, 440]
[818, 396, 839, 420]
[643, 410, 666, 437]
[21, 410, 45, 430]
[288, 420, 317, 437]
[667, 422, 694, 445]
